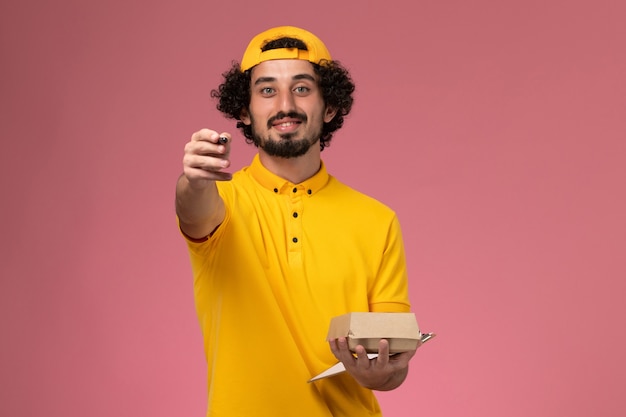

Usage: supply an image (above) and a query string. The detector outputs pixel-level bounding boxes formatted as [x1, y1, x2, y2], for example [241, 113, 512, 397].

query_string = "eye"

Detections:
[260, 87, 275, 96]
[294, 86, 310, 94]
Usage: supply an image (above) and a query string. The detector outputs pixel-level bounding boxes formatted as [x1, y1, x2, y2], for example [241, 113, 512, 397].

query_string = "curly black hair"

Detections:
[210, 38, 355, 150]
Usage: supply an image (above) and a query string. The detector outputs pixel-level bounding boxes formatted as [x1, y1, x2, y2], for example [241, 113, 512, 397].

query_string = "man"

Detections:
[176, 26, 416, 416]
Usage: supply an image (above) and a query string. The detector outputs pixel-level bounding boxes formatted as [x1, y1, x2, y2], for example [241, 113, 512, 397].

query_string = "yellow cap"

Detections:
[240, 26, 332, 72]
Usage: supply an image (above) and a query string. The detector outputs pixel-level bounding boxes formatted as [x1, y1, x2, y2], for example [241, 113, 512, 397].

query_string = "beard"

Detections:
[250, 111, 321, 158]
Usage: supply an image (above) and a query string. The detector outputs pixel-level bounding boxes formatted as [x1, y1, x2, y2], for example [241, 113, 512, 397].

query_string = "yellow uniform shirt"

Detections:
[184, 155, 411, 417]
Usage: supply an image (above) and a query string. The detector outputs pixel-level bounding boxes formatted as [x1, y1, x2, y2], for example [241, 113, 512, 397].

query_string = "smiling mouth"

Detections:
[274, 121, 301, 128]
[270, 118, 304, 136]
[268, 112, 307, 131]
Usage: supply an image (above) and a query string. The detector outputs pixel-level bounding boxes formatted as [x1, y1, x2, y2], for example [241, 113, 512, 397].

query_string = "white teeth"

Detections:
[277, 122, 295, 127]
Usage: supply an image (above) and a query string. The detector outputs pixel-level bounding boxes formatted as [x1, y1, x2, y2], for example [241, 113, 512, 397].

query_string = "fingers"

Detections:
[183, 129, 233, 183]
[328, 337, 416, 390]
[188, 129, 231, 159]
[329, 337, 371, 371]
[373, 339, 390, 368]
[329, 337, 352, 362]
[329, 338, 414, 370]
[191, 128, 231, 146]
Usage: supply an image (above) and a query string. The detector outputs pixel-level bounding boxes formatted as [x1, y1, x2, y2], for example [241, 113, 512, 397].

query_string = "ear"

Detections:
[240, 108, 251, 125]
[323, 106, 338, 123]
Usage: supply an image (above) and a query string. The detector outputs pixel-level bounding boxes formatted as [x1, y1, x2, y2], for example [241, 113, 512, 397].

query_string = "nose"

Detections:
[277, 89, 297, 114]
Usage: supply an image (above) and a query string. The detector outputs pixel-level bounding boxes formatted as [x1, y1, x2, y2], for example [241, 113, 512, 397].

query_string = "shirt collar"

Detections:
[247, 154, 330, 196]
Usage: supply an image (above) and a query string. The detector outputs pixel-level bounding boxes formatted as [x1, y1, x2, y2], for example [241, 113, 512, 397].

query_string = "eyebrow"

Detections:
[253, 73, 316, 85]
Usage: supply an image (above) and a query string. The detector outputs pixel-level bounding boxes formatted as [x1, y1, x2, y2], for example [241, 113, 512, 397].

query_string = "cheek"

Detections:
[248, 101, 272, 121]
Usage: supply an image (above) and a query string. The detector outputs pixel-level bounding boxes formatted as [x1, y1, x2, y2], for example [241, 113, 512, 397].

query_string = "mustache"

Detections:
[267, 111, 307, 129]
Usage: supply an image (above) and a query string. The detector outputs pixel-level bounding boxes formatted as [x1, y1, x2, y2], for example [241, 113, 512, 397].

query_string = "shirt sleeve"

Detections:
[368, 214, 412, 313]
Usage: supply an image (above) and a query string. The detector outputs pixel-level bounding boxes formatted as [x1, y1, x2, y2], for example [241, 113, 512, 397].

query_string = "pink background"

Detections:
[1, 1, 625, 416]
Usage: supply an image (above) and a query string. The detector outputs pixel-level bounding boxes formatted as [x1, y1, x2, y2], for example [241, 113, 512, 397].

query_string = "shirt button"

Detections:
[292, 237, 298, 243]
[293, 212, 298, 218]
[307, 189, 312, 195]
[292, 187, 297, 193]
[273, 188, 278, 193]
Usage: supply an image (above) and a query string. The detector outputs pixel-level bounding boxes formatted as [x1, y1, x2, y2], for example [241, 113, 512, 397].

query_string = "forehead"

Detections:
[249, 59, 317, 82]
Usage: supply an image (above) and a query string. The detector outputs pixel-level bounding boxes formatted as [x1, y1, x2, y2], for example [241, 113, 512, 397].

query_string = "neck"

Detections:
[258, 146, 321, 184]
